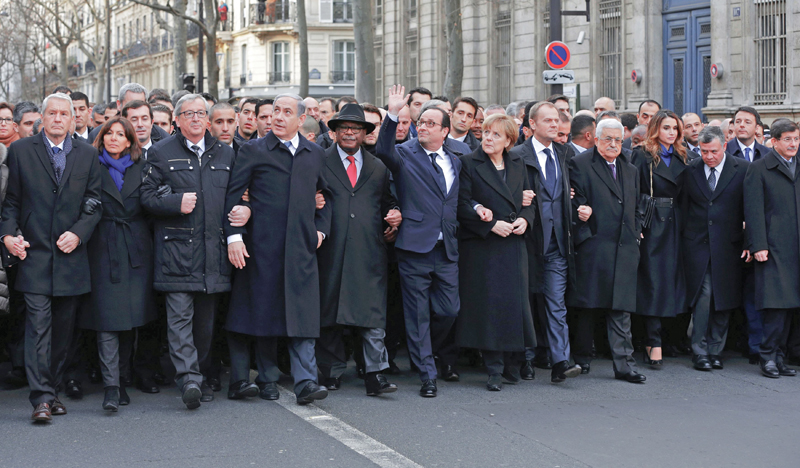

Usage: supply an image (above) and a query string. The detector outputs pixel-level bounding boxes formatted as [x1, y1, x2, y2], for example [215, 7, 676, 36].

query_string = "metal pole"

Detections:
[197, 0, 204, 94]
[549, 0, 563, 95]
[106, 0, 112, 101]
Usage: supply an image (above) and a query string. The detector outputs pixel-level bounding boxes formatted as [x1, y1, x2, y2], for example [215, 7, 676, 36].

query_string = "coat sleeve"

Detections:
[69, 152, 103, 242]
[569, 158, 592, 245]
[457, 159, 497, 238]
[314, 170, 332, 237]
[0, 144, 21, 238]
[744, 163, 768, 253]
[518, 165, 536, 230]
[140, 148, 184, 217]
[379, 168, 398, 220]
[375, 117, 404, 174]
[223, 143, 256, 238]
[633, 165, 643, 236]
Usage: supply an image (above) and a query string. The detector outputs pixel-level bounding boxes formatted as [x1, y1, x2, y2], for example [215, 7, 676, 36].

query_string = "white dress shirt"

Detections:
[737, 139, 756, 162]
[448, 134, 467, 143]
[532, 137, 558, 181]
[571, 141, 589, 155]
[278, 133, 300, 156]
[338, 145, 363, 179]
[704, 153, 726, 180]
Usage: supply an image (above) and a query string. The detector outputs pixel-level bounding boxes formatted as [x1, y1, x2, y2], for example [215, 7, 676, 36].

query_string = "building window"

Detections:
[375, 43, 384, 106]
[405, 38, 418, 89]
[271, 42, 291, 84]
[406, 0, 417, 30]
[599, 0, 622, 107]
[241, 44, 247, 85]
[754, 0, 787, 105]
[333, 0, 353, 23]
[332, 41, 355, 83]
[374, 0, 383, 35]
[493, 9, 512, 106]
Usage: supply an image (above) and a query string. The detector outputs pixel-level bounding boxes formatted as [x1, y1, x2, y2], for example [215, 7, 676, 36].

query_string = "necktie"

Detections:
[191, 144, 203, 166]
[708, 167, 716, 191]
[744, 148, 752, 162]
[52, 146, 65, 183]
[284, 140, 294, 153]
[429, 152, 447, 194]
[543, 148, 557, 194]
[346, 156, 357, 187]
[608, 162, 617, 180]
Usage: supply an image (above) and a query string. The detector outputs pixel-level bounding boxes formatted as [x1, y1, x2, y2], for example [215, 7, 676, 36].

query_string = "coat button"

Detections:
[618, 199, 622, 203]
[351, 193, 355, 197]
[709, 220, 713, 226]
[619, 242, 622, 246]
[661, 217, 665, 221]
[53, 189, 57, 193]
[709, 201, 713, 206]
[350, 214, 355, 218]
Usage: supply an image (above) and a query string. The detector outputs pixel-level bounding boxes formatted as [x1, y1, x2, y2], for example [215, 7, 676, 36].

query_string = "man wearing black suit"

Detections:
[725, 106, 771, 363]
[682, 126, 749, 371]
[88, 83, 170, 145]
[513, 101, 581, 383]
[568, 119, 645, 383]
[448, 97, 481, 151]
[744, 119, 800, 378]
[70, 92, 92, 142]
[1, 93, 103, 421]
[376, 85, 462, 398]
[622, 100, 660, 150]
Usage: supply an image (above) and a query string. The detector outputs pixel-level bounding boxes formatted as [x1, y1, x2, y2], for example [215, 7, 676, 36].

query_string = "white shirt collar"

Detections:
[572, 141, 589, 153]
[142, 140, 152, 151]
[185, 137, 205, 154]
[278, 133, 301, 155]
[448, 134, 467, 143]
[76, 128, 89, 140]
[531, 137, 554, 156]
[44, 134, 65, 150]
[737, 138, 755, 155]
[337, 145, 362, 163]
[705, 153, 726, 178]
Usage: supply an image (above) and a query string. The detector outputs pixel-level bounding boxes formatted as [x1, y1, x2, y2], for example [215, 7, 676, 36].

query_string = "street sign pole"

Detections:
[549, 0, 563, 95]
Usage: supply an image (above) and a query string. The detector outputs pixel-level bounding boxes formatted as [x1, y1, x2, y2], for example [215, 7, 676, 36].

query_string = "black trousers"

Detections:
[24, 294, 80, 406]
[760, 309, 795, 362]
[572, 308, 637, 375]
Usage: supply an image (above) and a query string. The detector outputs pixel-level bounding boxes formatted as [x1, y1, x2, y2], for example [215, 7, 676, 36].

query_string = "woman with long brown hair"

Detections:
[79, 117, 156, 412]
[630, 110, 693, 368]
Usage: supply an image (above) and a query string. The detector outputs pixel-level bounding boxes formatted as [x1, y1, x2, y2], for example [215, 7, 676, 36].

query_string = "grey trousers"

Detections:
[690, 269, 731, 357]
[165, 292, 218, 388]
[228, 333, 318, 395]
[316, 326, 390, 379]
[482, 350, 524, 376]
[573, 308, 638, 375]
[24, 294, 79, 407]
[96, 331, 134, 388]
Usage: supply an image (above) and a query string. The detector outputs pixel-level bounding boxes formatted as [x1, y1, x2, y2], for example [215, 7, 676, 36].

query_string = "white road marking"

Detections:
[275, 385, 423, 468]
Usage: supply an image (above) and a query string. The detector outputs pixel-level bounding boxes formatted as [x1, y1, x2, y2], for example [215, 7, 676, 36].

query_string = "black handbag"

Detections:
[639, 161, 656, 229]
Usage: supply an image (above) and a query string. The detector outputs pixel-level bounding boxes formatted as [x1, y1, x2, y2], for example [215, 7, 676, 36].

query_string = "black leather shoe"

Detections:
[51, 397, 67, 415]
[551, 360, 581, 383]
[442, 365, 460, 382]
[419, 379, 437, 397]
[614, 371, 646, 383]
[384, 360, 401, 375]
[227, 380, 260, 400]
[532, 355, 552, 370]
[692, 355, 712, 371]
[258, 382, 280, 400]
[520, 360, 535, 380]
[365, 373, 398, 396]
[501, 366, 520, 384]
[136, 376, 160, 394]
[761, 360, 780, 378]
[486, 374, 502, 391]
[708, 355, 724, 369]
[322, 377, 341, 391]
[776, 361, 797, 377]
[206, 377, 222, 392]
[64, 379, 83, 400]
[296, 382, 328, 405]
[643, 347, 663, 368]
[579, 363, 591, 374]
[88, 367, 102, 384]
[119, 386, 131, 405]
[120, 374, 134, 388]
[153, 372, 169, 386]
[200, 382, 214, 402]
[181, 381, 202, 409]
[102, 387, 120, 412]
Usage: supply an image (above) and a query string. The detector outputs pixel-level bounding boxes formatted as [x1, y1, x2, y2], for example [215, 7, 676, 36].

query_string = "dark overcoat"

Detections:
[223, 133, 332, 337]
[317, 145, 396, 329]
[567, 149, 642, 312]
[681, 155, 748, 311]
[455, 148, 536, 351]
[744, 150, 800, 310]
[630, 148, 687, 317]
[0, 133, 103, 296]
[140, 132, 235, 294]
[79, 158, 157, 331]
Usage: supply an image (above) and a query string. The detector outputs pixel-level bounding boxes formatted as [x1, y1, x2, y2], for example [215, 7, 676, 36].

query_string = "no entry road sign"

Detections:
[545, 41, 571, 70]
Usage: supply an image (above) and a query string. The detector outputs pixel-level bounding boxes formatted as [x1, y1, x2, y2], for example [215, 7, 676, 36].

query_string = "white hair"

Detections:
[174, 93, 209, 118]
[42, 93, 74, 118]
[595, 118, 624, 138]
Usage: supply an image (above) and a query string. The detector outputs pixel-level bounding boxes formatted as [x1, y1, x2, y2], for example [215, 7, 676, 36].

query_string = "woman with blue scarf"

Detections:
[631, 110, 694, 369]
[78, 117, 156, 412]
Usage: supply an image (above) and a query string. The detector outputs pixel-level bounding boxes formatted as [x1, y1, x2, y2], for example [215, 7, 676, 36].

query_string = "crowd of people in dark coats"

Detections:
[1, 81, 799, 424]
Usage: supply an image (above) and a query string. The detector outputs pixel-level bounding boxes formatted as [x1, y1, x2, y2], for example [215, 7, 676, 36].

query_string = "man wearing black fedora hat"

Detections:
[315, 104, 401, 396]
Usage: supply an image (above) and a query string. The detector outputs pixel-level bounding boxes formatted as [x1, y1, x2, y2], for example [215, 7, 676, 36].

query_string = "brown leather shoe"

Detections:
[51, 398, 67, 415]
[32, 403, 52, 422]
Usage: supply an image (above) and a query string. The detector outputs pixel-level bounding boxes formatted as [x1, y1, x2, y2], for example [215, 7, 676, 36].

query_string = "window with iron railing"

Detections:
[754, 0, 787, 105]
[268, 72, 292, 84]
[272, 41, 290, 83]
[332, 41, 355, 83]
[249, 0, 291, 25]
[599, 0, 622, 108]
[333, 0, 353, 22]
[493, 9, 511, 106]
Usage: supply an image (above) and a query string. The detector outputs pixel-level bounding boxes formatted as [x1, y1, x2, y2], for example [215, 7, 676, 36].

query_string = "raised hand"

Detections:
[387, 85, 410, 116]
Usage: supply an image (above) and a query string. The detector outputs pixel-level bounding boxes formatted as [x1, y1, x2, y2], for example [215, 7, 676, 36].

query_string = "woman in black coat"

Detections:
[631, 110, 695, 367]
[79, 117, 156, 411]
[456, 114, 535, 391]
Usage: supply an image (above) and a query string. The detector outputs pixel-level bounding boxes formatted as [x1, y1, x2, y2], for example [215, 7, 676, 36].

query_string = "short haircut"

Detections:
[596, 110, 620, 122]
[151, 104, 172, 117]
[201, 92, 217, 104]
[407, 87, 433, 104]
[121, 100, 153, 118]
[148, 88, 171, 102]
[118, 83, 147, 101]
[300, 116, 320, 135]
[771, 119, 800, 140]
[255, 99, 274, 117]
[238, 96, 257, 108]
[174, 93, 209, 118]
[274, 93, 306, 115]
[210, 102, 235, 120]
[42, 93, 74, 117]
[432, 95, 450, 103]
[733, 106, 761, 125]
[419, 99, 448, 116]
[362, 104, 382, 119]
[171, 90, 190, 108]
[595, 118, 624, 138]
[697, 125, 725, 146]
[320, 97, 337, 108]
[482, 114, 518, 149]
[336, 96, 358, 111]
[485, 104, 504, 113]
[528, 101, 557, 121]
[92, 104, 106, 117]
[52, 85, 72, 95]
[505, 101, 520, 117]
[452, 96, 479, 115]
[106, 101, 118, 111]
[547, 94, 569, 104]
[559, 111, 572, 123]
[71, 91, 90, 107]
[32, 119, 43, 134]
[571, 114, 596, 136]
[521, 101, 539, 129]
[420, 107, 450, 131]
[13, 101, 40, 124]
[620, 113, 638, 131]
[0, 102, 14, 113]
[632, 124, 647, 136]
[638, 99, 662, 112]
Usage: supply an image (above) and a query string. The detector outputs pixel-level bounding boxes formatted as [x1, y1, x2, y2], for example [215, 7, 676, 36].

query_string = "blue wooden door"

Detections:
[663, 6, 711, 120]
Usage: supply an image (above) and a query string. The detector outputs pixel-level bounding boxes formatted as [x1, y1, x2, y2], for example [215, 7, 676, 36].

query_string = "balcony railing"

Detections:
[333, 1, 353, 23]
[330, 70, 354, 83]
[249, 0, 292, 26]
[268, 71, 291, 84]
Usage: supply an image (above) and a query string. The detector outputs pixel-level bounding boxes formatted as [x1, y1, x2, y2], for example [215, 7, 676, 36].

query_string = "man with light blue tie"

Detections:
[725, 106, 770, 364]
[376, 85, 462, 398]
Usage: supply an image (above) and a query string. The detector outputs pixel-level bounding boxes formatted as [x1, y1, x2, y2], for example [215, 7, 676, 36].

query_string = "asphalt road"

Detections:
[1, 351, 798, 468]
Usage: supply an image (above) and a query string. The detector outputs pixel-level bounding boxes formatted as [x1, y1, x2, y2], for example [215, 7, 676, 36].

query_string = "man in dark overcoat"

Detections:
[315, 104, 400, 396]
[681, 126, 749, 371]
[224, 94, 332, 405]
[744, 119, 800, 379]
[567, 119, 645, 383]
[1, 93, 103, 421]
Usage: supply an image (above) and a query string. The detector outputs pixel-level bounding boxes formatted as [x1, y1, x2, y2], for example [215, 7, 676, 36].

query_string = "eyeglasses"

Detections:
[779, 137, 800, 143]
[0, 118, 12, 124]
[417, 119, 443, 129]
[179, 110, 208, 119]
[598, 137, 623, 144]
[337, 125, 365, 133]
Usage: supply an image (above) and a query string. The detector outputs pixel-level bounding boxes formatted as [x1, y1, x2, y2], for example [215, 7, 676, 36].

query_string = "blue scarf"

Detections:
[660, 144, 673, 167]
[98, 149, 134, 191]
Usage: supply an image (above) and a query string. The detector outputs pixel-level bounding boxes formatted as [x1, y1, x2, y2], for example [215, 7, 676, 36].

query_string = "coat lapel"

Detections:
[710, 156, 737, 200]
[120, 160, 144, 201]
[100, 168, 124, 205]
[653, 158, 677, 185]
[506, 153, 525, 200]
[767, 151, 796, 182]
[475, 155, 515, 206]
[354, 152, 377, 192]
[413, 142, 446, 196]
[692, 162, 714, 200]
[325, 147, 354, 191]
[591, 154, 622, 199]
[33, 136, 58, 185]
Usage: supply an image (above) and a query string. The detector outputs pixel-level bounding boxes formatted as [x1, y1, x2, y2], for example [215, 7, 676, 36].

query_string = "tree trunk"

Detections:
[296, 0, 309, 97]
[59, 45, 69, 87]
[442, 0, 463, 99]
[204, 0, 219, 97]
[173, 0, 188, 93]
[353, 0, 375, 103]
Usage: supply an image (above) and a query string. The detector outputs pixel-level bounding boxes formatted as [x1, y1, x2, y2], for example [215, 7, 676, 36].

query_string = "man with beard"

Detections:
[682, 112, 703, 155]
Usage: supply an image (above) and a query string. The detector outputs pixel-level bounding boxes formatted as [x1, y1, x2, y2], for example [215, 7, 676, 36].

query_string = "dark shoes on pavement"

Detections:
[486, 374, 502, 391]
[520, 360, 535, 380]
[32, 403, 52, 422]
[532, 355, 552, 370]
[419, 379, 437, 398]
[551, 361, 582, 383]
[258, 382, 280, 400]
[103, 387, 120, 412]
[200, 382, 214, 402]
[181, 381, 202, 409]
[322, 377, 341, 391]
[365, 373, 397, 396]
[763, 360, 798, 378]
[119, 386, 131, 405]
[296, 382, 328, 405]
[693, 355, 712, 371]
[708, 355, 724, 369]
[64, 379, 83, 399]
[228, 380, 259, 400]
[615, 371, 646, 383]
[136, 376, 160, 394]
[51, 397, 67, 415]
[579, 363, 591, 374]
[441, 365, 460, 382]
